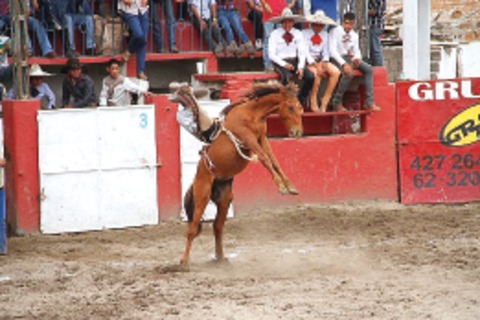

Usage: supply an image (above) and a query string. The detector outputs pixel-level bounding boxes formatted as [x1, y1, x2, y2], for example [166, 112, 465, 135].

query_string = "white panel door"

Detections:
[38, 106, 158, 234]
[180, 100, 234, 221]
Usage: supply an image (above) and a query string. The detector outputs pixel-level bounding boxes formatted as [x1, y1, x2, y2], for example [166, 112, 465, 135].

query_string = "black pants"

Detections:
[273, 58, 314, 103]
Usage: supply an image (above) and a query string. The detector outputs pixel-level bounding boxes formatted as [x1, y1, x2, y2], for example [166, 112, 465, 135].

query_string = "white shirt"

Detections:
[189, 0, 216, 20]
[268, 27, 306, 69]
[99, 76, 148, 106]
[118, 0, 149, 15]
[302, 28, 330, 65]
[329, 25, 361, 66]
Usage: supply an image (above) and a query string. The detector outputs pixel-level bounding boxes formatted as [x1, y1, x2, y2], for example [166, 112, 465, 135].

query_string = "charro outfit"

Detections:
[268, 10, 314, 106]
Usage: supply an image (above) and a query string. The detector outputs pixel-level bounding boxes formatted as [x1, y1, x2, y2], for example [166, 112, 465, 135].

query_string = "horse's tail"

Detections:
[184, 184, 203, 235]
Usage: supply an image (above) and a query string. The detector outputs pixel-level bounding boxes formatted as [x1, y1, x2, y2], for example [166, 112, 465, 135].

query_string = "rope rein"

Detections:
[219, 125, 258, 162]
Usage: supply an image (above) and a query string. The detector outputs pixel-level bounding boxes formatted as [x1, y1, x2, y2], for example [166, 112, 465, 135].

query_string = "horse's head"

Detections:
[278, 82, 303, 138]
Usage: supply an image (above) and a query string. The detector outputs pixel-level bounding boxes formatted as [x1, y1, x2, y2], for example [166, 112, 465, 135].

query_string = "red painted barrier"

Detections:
[150, 95, 182, 220]
[3, 100, 41, 234]
[397, 78, 480, 203]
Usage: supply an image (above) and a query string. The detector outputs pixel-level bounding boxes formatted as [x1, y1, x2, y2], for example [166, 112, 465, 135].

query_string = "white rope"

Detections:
[220, 125, 258, 162]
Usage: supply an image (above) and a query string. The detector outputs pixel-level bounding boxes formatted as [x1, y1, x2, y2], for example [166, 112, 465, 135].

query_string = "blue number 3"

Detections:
[139, 113, 148, 128]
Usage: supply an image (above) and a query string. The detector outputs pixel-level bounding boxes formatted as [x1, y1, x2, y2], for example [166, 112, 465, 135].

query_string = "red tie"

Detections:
[311, 34, 322, 45]
[283, 31, 293, 45]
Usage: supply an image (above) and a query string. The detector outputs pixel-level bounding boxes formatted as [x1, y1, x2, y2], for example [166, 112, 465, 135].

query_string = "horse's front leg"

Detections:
[212, 179, 233, 262]
[180, 165, 214, 269]
[259, 136, 298, 195]
[241, 135, 290, 194]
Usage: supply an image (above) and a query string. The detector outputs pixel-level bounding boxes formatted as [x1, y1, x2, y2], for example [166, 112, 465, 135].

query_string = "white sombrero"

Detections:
[306, 10, 337, 26]
[29, 64, 54, 77]
[269, 8, 305, 24]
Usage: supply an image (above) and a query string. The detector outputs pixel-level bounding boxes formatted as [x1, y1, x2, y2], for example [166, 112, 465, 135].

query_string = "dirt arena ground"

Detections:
[1, 201, 479, 319]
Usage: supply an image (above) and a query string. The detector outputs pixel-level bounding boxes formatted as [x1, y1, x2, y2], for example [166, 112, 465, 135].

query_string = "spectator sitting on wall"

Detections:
[63, 0, 98, 57]
[118, 0, 149, 80]
[7, 64, 56, 109]
[329, 12, 380, 112]
[61, 57, 97, 108]
[150, 0, 179, 53]
[268, 8, 315, 109]
[0, 36, 12, 84]
[189, 0, 227, 57]
[99, 58, 152, 106]
[216, 0, 255, 58]
[302, 10, 339, 112]
[0, 0, 57, 58]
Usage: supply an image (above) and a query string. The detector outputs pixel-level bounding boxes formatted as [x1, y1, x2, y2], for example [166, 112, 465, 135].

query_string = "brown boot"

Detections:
[226, 41, 238, 57]
[214, 43, 224, 58]
[243, 41, 255, 59]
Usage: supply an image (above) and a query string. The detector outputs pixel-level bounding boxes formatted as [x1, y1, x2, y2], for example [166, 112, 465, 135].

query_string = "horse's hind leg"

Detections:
[180, 169, 214, 269]
[211, 179, 233, 262]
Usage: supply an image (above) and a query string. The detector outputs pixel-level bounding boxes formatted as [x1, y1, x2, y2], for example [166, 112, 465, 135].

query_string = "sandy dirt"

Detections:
[1, 201, 479, 319]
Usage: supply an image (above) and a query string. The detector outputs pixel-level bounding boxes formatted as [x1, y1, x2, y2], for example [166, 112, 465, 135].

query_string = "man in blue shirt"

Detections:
[7, 64, 56, 109]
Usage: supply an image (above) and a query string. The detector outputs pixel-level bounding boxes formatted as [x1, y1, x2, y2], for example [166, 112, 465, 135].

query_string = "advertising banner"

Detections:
[397, 78, 480, 203]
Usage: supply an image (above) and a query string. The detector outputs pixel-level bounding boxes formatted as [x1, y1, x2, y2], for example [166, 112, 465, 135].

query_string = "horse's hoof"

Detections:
[288, 187, 299, 195]
[179, 259, 190, 272]
[215, 257, 229, 264]
[278, 186, 290, 195]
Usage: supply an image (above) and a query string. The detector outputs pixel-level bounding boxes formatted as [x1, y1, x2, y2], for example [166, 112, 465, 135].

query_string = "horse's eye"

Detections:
[288, 105, 294, 113]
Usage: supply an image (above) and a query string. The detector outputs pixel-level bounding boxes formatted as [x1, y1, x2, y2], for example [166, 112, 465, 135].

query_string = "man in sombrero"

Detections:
[7, 64, 56, 109]
[61, 57, 97, 108]
[268, 8, 314, 109]
[303, 10, 340, 112]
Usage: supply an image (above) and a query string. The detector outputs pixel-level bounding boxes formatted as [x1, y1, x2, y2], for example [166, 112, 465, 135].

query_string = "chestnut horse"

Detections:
[173, 82, 303, 269]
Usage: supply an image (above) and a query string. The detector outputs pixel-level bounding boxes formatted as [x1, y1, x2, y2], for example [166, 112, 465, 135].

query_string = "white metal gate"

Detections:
[38, 106, 158, 234]
[180, 99, 234, 221]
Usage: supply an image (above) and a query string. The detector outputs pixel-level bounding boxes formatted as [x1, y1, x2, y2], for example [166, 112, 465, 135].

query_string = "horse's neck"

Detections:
[248, 95, 281, 118]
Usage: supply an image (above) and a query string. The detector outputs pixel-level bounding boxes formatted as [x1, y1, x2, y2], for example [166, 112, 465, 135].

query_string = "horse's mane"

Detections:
[221, 81, 298, 116]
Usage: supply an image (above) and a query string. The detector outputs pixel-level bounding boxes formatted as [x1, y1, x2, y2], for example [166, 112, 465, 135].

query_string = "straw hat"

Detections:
[29, 64, 54, 77]
[269, 8, 305, 24]
[306, 10, 337, 26]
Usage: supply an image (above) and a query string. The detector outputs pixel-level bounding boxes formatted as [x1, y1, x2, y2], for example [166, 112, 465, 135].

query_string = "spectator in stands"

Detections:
[63, 0, 97, 57]
[216, 0, 255, 58]
[150, 0, 179, 53]
[118, 0, 149, 80]
[0, 36, 12, 107]
[99, 58, 152, 106]
[368, 0, 386, 66]
[0, 36, 12, 84]
[246, 0, 263, 50]
[303, 10, 339, 112]
[35, 0, 63, 31]
[0, 0, 57, 58]
[258, 0, 286, 72]
[268, 8, 314, 107]
[61, 57, 97, 108]
[329, 12, 380, 112]
[189, 0, 226, 57]
[7, 64, 56, 109]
